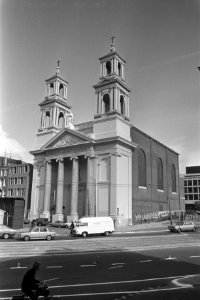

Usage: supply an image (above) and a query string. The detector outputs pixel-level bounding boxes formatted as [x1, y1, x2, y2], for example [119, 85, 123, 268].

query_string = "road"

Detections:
[1, 230, 200, 299]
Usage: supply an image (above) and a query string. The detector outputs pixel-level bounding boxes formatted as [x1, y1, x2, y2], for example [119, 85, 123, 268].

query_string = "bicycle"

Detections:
[12, 282, 52, 300]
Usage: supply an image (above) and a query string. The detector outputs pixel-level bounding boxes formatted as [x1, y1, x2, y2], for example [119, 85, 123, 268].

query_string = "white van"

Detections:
[72, 217, 114, 238]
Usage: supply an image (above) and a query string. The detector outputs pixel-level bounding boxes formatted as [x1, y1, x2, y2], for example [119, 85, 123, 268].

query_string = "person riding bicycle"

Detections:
[21, 261, 49, 300]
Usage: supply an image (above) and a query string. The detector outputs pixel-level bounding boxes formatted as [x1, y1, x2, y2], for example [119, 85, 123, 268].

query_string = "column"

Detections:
[115, 87, 118, 111]
[70, 157, 79, 221]
[85, 156, 95, 216]
[43, 160, 51, 219]
[29, 162, 40, 220]
[54, 159, 64, 221]
[97, 92, 99, 114]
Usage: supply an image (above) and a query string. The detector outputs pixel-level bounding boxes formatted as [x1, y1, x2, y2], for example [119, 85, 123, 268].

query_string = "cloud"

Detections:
[0, 124, 33, 163]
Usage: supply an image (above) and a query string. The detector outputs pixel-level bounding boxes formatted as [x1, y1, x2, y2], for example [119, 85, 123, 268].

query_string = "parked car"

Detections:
[168, 221, 196, 233]
[15, 226, 56, 241]
[50, 220, 69, 228]
[0, 225, 16, 239]
[36, 218, 49, 226]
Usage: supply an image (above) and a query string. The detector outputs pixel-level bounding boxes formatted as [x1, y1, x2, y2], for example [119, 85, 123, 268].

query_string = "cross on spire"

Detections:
[110, 36, 116, 52]
[56, 60, 61, 74]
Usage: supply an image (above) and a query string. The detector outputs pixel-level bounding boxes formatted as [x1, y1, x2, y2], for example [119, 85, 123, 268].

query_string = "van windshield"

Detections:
[75, 222, 88, 227]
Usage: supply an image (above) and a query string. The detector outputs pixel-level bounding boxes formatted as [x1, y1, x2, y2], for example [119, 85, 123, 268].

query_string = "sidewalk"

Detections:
[114, 221, 169, 233]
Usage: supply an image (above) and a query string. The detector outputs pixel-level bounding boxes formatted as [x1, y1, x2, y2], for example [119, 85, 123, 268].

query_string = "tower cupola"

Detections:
[93, 38, 131, 121]
[36, 61, 74, 148]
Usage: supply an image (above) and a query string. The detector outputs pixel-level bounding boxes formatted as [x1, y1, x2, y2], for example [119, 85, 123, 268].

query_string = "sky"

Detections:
[0, 0, 199, 174]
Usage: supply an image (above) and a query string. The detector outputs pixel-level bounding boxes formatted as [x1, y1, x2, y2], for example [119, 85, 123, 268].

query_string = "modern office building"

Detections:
[184, 166, 200, 210]
[0, 157, 33, 218]
[29, 43, 183, 226]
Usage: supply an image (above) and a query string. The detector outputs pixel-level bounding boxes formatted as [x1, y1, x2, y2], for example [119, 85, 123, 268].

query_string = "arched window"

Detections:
[138, 149, 146, 187]
[50, 82, 54, 95]
[118, 62, 122, 76]
[45, 111, 50, 127]
[103, 94, 110, 113]
[59, 84, 64, 97]
[120, 95, 125, 115]
[157, 158, 163, 190]
[58, 112, 64, 128]
[106, 61, 111, 75]
[171, 164, 176, 192]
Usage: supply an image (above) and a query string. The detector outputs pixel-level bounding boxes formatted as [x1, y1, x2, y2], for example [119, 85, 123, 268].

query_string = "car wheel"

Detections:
[24, 236, 30, 241]
[104, 231, 110, 237]
[82, 232, 88, 238]
[177, 228, 181, 233]
[3, 233, 10, 239]
[46, 235, 52, 241]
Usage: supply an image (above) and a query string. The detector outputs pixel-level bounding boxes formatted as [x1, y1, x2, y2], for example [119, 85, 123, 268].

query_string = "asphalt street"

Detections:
[1, 229, 200, 299]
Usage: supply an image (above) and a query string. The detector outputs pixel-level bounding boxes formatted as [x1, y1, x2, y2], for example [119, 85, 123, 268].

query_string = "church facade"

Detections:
[29, 44, 183, 227]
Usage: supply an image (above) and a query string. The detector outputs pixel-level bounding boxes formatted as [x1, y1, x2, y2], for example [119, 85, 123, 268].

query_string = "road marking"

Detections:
[190, 255, 200, 258]
[44, 278, 59, 282]
[140, 259, 152, 263]
[172, 276, 193, 288]
[111, 263, 125, 265]
[80, 265, 96, 267]
[0, 274, 186, 292]
[108, 265, 124, 270]
[46, 266, 63, 269]
[10, 262, 27, 269]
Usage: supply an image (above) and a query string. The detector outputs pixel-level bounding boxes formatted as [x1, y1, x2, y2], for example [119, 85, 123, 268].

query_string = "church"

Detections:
[29, 42, 183, 227]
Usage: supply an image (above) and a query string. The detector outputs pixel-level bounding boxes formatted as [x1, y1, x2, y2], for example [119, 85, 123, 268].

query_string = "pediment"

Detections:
[42, 128, 94, 150]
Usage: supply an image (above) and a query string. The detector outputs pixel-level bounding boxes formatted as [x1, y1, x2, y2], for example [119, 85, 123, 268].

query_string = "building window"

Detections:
[118, 62, 122, 76]
[59, 84, 64, 97]
[103, 94, 110, 113]
[50, 82, 54, 94]
[157, 158, 163, 190]
[45, 111, 50, 127]
[171, 164, 176, 192]
[138, 149, 146, 187]
[120, 95, 125, 115]
[58, 112, 64, 128]
[106, 61, 111, 75]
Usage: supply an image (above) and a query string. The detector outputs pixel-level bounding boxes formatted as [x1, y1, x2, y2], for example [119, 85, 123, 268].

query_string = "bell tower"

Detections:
[93, 39, 132, 141]
[93, 38, 131, 120]
[36, 61, 74, 148]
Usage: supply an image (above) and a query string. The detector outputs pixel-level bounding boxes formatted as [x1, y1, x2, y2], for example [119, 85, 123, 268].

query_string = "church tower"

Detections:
[36, 61, 74, 148]
[93, 39, 131, 141]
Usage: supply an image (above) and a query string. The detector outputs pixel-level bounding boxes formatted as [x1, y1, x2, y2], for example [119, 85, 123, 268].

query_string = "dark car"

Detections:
[36, 218, 49, 226]
[50, 220, 69, 228]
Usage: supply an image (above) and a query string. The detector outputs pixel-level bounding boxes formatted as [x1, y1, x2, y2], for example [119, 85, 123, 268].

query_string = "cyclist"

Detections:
[21, 261, 49, 300]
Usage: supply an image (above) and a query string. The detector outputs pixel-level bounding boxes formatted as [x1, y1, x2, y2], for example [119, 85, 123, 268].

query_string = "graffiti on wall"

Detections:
[135, 210, 169, 221]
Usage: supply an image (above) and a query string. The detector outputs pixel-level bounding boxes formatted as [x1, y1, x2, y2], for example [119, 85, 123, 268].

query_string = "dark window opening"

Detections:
[157, 158, 163, 190]
[120, 95, 125, 115]
[171, 164, 176, 192]
[50, 83, 54, 94]
[106, 61, 111, 75]
[103, 94, 110, 113]
[58, 112, 64, 128]
[118, 62, 122, 76]
[59, 84, 64, 96]
[45, 111, 50, 127]
[138, 149, 146, 187]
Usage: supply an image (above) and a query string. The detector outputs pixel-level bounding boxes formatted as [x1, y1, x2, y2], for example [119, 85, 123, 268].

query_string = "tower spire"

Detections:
[56, 60, 61, 74]
[110, 36, 116, 52]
